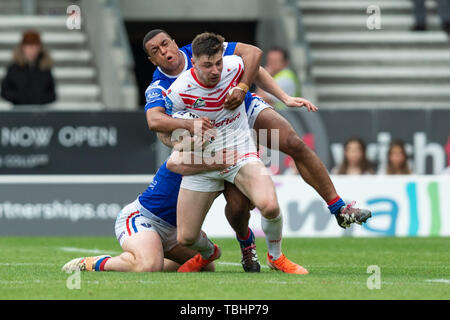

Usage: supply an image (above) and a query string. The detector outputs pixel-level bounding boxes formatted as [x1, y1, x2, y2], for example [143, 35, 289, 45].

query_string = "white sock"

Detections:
[188, 231, 215, 259]
[261, 214, 283, 260]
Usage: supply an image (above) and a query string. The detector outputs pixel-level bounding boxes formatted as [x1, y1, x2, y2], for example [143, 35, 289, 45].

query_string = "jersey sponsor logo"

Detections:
[210, 112, 241, 128]
[192, 98, 206, 109]
[146, 90, 163, 104]
[149, 178, 158, 190]
[140, 223, 152, 228]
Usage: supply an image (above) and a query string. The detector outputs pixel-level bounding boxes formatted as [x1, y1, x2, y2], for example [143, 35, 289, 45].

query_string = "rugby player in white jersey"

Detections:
[165, 32, 308, 274]
[144, 30, 372, 273]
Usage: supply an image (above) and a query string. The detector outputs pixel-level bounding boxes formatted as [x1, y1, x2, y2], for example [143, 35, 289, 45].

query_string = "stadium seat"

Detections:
[295, 0, 450, 109]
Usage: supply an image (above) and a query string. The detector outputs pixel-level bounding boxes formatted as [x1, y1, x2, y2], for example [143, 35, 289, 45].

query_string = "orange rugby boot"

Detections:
[178, 244, 221, 272]
[267, 253, 309, 275]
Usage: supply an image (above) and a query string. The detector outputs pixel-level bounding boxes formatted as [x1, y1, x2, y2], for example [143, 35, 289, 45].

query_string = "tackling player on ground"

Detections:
[62, 147, 238, 273]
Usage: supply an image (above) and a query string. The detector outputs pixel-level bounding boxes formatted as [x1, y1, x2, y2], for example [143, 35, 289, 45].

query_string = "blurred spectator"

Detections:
[332, 137, 374, 175]
[1, 30, 56, 106]
[381, 140, 413, 175]
[256, 47, 301, 110]
[411, 0, 450, 33]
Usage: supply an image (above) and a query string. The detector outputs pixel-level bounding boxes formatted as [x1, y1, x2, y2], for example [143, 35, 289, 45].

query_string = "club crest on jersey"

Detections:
[192, 98, 206, 109]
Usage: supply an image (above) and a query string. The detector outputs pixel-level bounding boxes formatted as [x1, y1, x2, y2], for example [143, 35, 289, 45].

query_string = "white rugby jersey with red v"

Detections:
[166, 55, 257, 157]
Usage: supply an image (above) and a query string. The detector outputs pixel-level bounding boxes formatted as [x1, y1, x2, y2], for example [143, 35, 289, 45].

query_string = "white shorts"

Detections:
[180, 155, 263, 192]
[246, 95, 272, 129]
[115, 199, 178, 252]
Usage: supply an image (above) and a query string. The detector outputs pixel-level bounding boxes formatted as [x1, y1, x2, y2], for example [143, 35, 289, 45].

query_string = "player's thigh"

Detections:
[223, 181, 251, 213]
[122, 230, 165, 271]
[234, 161, 278, 214]
[164, 244, 215, 272]
[253, 107, 299, 152]
[176, 188, 220, 241]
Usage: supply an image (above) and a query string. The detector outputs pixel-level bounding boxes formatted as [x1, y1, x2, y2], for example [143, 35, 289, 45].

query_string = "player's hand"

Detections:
[189, 116, 214, 135]
[219, 148, 239, 167]
[174, 135, 211, 152]
[189, 116, 216, 142]
[283, 96, 318, 112]
[224, 88, 246, 110]
[216, 149, 239, 172]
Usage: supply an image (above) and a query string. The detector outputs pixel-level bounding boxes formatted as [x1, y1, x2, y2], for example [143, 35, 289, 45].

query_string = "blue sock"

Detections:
[327, 197, 346, 216]
[236, 228, 255, 248]
[94, 256, 111, 271]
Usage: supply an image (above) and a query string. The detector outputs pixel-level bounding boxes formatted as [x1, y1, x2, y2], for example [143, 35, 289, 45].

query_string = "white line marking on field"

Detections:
[59, 247, 120, 255]
[425, 279, 450, 284]
[217, 261, 269, 269]
[0, 262, 57, 266]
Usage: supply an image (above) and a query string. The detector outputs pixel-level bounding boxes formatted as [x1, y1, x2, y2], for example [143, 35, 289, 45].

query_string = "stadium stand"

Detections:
[291, 0, 450, 109]
[0, 0, 138, 110]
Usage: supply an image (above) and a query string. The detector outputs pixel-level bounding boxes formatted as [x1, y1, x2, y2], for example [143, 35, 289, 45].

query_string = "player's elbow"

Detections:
[146, 109, 164, 132]
[253, 46, 263, 61]
[147, 117, 161, 132]
[166, 155, 185, 175]
[166, 158, 179, 173]
[242, 43, 262, 57]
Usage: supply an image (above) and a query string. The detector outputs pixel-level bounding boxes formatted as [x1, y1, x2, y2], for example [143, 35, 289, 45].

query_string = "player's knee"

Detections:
[134, 258, 162, 272]
[258, 199, 279, 219]
[177, 233, 196, 247]
[225, 202, 250, 226]
[283, 134, 308, 158]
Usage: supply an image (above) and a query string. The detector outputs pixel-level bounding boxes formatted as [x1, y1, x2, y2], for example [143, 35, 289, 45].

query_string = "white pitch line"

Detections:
[0, 262, 57, 266]
[425, 279, 450, 284]
[217, 261, 269, 269]
[59, 247, 120, 255]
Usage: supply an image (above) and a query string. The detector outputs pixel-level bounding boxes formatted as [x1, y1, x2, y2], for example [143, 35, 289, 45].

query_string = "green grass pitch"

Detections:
[0, 236, 448, 300]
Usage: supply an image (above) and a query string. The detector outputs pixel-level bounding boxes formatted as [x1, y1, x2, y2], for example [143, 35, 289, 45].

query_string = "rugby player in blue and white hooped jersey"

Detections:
[62, 147, 239, 273]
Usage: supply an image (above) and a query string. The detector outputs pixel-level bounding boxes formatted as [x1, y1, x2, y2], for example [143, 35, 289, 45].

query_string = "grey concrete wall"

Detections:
[119, 0, 262, 21]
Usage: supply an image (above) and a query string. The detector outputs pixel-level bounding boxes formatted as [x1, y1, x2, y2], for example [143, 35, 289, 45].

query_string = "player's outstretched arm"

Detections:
[224, 43, 263, 110]
[255, 66, 318, 112]
[166, 149, 238, 176]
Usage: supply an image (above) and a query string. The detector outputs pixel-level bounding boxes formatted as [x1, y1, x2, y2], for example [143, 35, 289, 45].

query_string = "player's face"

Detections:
[146, 33, 183, 74]
[192, 51, 223, 86]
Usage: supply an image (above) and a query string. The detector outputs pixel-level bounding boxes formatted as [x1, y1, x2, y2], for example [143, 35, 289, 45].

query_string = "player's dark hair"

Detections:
[142, 29, 170, 55]
[268, 46, 290, 62]
[192, 32, 224, 58]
